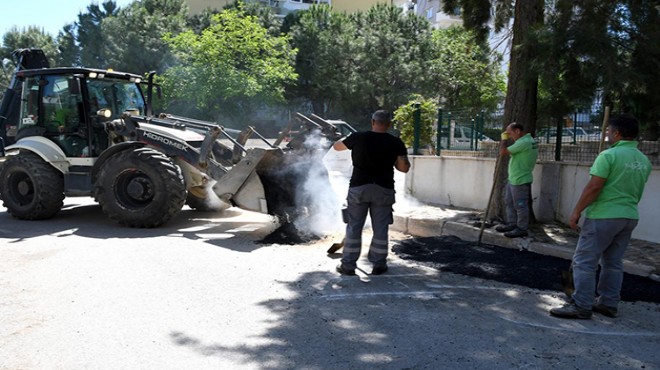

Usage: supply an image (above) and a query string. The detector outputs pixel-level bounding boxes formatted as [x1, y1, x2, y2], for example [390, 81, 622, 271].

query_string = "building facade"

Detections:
[186, 0, 393, 15]
[186, 0, 461, 28]
[399, 0, 462, 28]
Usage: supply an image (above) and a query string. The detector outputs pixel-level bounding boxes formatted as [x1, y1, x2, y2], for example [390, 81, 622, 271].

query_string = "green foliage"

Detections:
[160, 7, 297, 122]
[393, 95, 437, 147]
[428, 26, 505, 113]
[533, 0, 660, 139]
[75, 1, 121, 68]
[103, 0, 188, 73]
[349, 5, 433, 120]
[55, 24, 78, 67]
[288, 5, 356, 116]
[0, 27, 58, 91]
[442, 0, 514, 42]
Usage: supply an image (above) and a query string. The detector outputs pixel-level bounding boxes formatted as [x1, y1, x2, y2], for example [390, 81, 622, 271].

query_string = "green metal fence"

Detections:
[409, 105, 658, 165]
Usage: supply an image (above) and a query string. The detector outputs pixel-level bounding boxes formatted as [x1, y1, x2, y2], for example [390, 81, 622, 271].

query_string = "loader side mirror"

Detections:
[97, 108, 112, 118]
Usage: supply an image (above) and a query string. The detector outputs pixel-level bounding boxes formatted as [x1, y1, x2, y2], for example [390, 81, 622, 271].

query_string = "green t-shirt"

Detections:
[586, 140, 652, 219]
[507, 133, 538, 185]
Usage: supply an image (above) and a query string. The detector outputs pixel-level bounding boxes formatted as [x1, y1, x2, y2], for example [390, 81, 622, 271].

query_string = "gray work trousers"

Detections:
[341, 184, 396, 270]
[504, 182, 531, 231]
[572, 218, 638, 309]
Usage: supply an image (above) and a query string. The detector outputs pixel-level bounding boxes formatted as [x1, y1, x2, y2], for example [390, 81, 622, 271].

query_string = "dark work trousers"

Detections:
[341, 184, 396, 270]
[504, 182, 531, 231]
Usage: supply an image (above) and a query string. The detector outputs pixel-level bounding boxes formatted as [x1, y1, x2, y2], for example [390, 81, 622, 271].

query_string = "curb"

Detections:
[392, 215, 657, 278]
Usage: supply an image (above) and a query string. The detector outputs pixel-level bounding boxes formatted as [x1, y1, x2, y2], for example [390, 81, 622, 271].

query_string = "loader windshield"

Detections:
[87, 78, 145, 119]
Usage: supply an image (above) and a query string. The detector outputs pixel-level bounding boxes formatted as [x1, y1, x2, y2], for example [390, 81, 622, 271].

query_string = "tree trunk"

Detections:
[490, 0, 544, 221]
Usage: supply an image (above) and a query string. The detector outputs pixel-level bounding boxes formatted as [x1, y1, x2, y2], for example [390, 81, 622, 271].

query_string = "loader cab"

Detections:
[2, 68, 146, 157]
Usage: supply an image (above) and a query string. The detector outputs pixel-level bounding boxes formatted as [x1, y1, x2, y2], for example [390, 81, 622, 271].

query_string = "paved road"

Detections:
[1, 198, 659, 369]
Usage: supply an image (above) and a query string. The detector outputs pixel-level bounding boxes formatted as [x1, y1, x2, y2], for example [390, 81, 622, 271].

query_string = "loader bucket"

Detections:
[259, 143, 333, 220]
[211, 142, 334, 229]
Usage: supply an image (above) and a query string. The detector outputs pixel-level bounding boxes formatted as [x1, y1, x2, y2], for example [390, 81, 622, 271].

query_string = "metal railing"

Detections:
[409, 106, 659, 166]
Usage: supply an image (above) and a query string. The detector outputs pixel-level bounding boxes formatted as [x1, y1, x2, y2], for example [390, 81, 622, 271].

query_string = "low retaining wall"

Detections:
[406, 155, 660, 243]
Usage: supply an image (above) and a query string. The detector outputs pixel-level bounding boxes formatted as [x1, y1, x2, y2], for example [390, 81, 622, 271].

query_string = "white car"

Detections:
[436, 125, 494, 150]
[536, 127, 602, 143]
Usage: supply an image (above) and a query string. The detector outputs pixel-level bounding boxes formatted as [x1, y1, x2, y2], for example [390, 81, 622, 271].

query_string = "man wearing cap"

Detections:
[332, 110, 410, 276]
[496, 122, 539, 238]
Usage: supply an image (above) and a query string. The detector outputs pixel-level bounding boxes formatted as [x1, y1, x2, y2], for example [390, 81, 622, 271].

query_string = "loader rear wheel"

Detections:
[0, 151, 64, 220]
[93, 148, 186, 228]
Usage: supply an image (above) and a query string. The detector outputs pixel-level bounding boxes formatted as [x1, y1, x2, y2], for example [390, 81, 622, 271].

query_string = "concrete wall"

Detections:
[406, 156, 660, 243]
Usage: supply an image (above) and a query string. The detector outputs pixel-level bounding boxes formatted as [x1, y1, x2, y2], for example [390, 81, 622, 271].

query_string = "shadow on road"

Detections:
[0, 200, 279, 253]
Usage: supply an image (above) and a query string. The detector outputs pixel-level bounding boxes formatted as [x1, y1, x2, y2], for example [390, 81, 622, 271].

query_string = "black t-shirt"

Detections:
[342, 131, 408, 189]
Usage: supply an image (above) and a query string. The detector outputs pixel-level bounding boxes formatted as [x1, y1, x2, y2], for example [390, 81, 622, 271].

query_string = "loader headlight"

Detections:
[97, 108, 112, 118]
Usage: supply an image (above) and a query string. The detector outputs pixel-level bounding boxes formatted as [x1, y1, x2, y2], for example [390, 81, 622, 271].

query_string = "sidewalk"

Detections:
[391, 202, 660, 281]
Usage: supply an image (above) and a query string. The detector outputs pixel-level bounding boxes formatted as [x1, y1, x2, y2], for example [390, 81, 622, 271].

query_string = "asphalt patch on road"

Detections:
[258, 222, 321, 245]
[392, 235, 660, 304]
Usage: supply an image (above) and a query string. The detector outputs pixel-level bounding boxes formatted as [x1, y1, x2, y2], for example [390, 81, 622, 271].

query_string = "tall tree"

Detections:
[427, 26, 505, 113]
[288, 5, 356, 117]
[55, 24, 79, 67]
[349, 4, 433, 122]
[532, 1, 659, 141]
[160, 8, 297, 124]
[444, 0, 544, 220]
[103, 0, 189, 73]
[76, 1, 121, 68]
[611, 1, 660, 140]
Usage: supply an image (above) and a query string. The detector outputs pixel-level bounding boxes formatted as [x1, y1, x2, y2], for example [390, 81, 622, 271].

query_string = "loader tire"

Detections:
[93, 148, 186, 228]
[0, 151, 64, 220]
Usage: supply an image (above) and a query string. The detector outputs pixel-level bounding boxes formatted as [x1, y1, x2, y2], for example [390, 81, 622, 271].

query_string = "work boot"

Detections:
[504, 228, 528, 238]
[549, 303, 592, 319]
[371, 264, 388, 275]
[593, 303, 618, 318]
[495, 224, 516, 232]
[336, 263, 355, 276]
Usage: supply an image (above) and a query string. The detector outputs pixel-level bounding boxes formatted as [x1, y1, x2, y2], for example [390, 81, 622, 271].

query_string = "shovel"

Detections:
[327, 239, 344, 254]
[328, 207, 348, 254]
[561, 261, 575, 298]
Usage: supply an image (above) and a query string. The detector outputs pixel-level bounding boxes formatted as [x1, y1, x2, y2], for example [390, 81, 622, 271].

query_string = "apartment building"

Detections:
[404, 0, 462, 28]
[186, 0, 461, 28]
[186, 0, 391, 15]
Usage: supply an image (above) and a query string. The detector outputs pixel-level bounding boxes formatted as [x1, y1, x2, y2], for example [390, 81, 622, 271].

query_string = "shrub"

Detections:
[394, 95, 438, 148]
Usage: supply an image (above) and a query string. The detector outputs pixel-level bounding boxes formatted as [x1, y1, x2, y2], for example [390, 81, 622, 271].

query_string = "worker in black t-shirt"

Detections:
[332, 110, 411, 276]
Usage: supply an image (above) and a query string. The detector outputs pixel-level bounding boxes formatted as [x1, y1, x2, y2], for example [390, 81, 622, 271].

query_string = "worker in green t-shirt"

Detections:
[496, 122, 538, 238]
[550, 114, 652, 320]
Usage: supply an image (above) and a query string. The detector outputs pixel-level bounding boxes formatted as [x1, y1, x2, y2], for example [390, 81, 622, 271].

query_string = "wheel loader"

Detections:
[0, 49, 344, 228]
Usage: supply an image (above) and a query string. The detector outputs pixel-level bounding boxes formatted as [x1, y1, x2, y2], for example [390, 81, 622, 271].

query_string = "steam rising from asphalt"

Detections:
[294, 133, 421, 237]
[292, 132, 344, 235]
[261, 128, 422, 241]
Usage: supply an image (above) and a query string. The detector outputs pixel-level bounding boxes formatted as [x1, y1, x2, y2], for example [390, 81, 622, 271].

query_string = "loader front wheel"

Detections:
[0, 151, 64, 220]
[93, 148, 186, 228]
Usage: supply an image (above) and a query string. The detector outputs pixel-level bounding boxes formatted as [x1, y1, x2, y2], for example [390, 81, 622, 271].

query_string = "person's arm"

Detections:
[395, 155, 411, 173]
[569, 175, 606, 230]
[333, 140, 348, 151]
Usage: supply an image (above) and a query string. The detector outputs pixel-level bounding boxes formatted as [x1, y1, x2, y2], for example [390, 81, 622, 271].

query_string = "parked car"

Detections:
[536, 127, 602, 144]
[436, 124, 494, 150]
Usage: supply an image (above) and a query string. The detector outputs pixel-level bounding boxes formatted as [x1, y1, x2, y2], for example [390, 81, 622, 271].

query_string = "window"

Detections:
[87, 79, 145, 120]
